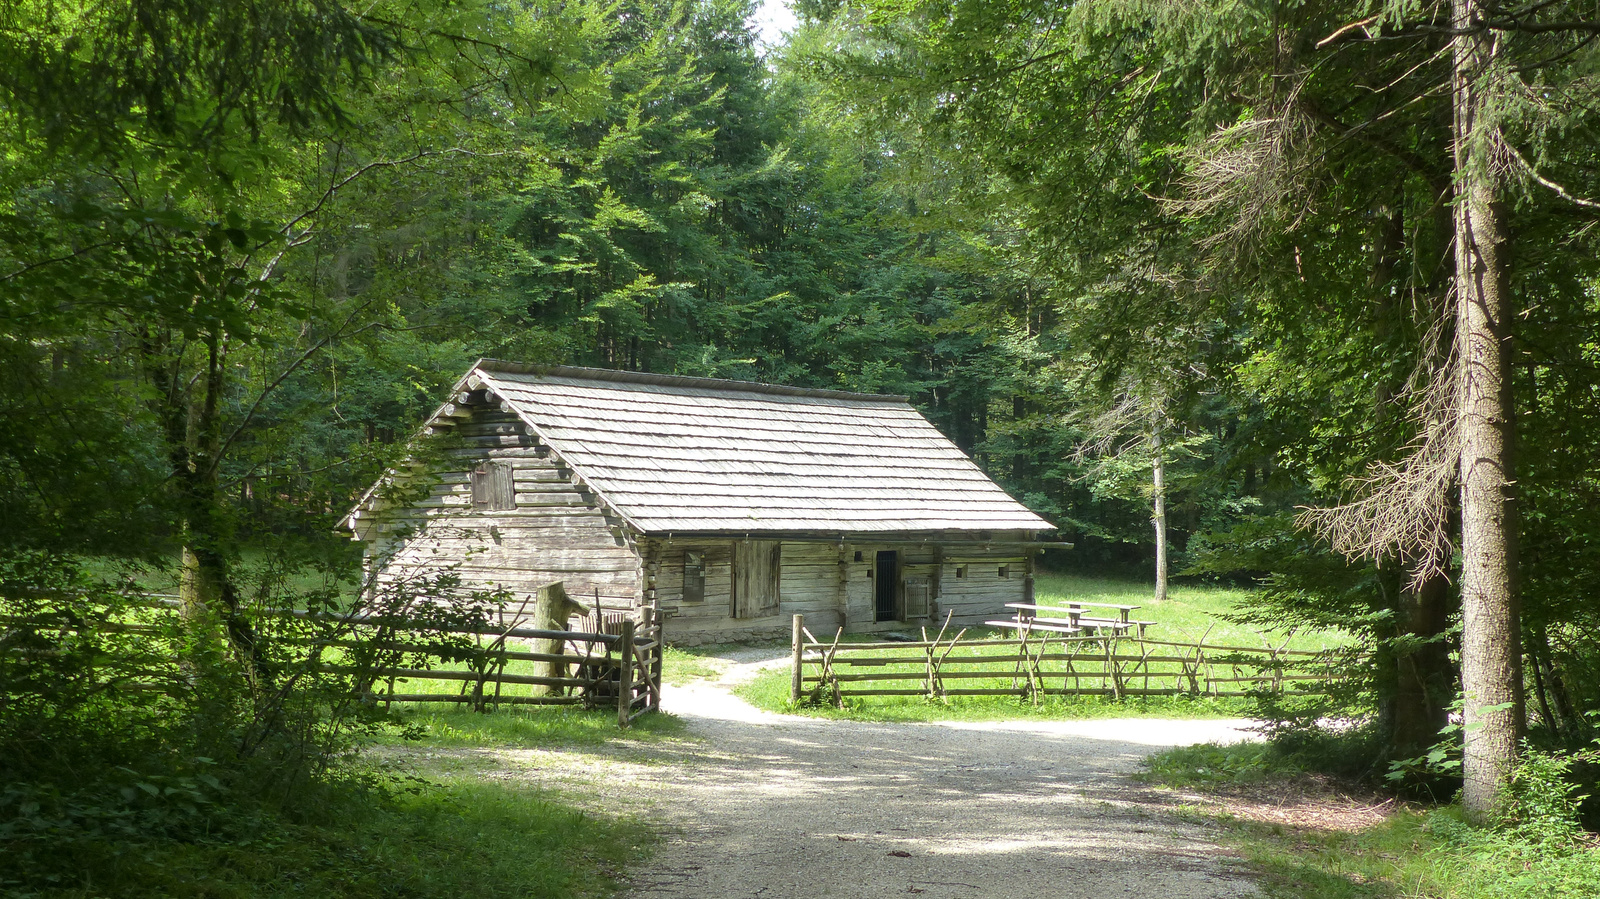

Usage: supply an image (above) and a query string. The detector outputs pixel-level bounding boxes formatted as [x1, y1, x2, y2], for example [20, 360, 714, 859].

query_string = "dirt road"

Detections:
[624, 665, 1260, 899]
[451, 653, 1263, 898]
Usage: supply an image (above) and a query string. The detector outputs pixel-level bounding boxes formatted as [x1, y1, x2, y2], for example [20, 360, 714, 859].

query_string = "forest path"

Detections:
[447, 650, 1264, 899]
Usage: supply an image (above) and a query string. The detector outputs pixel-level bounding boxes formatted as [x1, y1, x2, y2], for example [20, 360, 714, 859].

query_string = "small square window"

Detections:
[956, 565, 968, 578]
[854, 551, 864, 562]
[998, 565, 1010, 579]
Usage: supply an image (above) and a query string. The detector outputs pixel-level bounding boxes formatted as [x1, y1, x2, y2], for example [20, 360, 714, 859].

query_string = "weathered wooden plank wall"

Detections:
[647, 538, 1031, 644]
[368, 408, 644, 616]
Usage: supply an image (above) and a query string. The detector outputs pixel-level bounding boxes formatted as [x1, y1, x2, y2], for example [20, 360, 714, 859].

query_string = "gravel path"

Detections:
[442, 650, 1264, 899]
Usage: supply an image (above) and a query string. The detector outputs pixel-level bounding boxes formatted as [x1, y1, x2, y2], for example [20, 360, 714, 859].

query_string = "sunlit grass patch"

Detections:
[390, 705, 686, 748]
[660, 645, 729, 685]
[737, 572, 1349, 722]
[1034, 572, 1351, 653]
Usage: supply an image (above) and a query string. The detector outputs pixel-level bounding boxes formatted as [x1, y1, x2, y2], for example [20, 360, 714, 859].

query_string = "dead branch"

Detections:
[1298, 312, 1459, 585]
[1166, 98, 1318, 252]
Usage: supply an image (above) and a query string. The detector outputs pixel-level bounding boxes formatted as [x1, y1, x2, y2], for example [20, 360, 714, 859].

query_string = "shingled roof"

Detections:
[363, 360, 1053, 536]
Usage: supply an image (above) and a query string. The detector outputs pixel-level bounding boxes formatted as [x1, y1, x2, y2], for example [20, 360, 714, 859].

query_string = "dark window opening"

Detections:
[998, 565, 1010, 579]
[956, 565, 968, 578]
[854, 551, 864, 562]
[874, 550, 898, 623]
[683, 551, 705, 603]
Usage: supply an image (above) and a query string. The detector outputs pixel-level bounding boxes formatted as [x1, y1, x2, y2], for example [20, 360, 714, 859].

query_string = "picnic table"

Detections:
[986, 601, 1156, 638]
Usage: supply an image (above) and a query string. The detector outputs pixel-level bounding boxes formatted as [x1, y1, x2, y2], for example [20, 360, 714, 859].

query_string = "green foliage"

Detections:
[0, 547, 545, 895]
[1141, 742, 1304, 789]
[7, 0, 1600, 888]
[1496, 742, 1600, 848]
[0, 778, 645, 899]
[1148, 741, 1600, 898]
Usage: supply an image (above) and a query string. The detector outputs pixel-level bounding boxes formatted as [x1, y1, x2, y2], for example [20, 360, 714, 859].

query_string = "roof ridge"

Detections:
[473, 359, 911, 403]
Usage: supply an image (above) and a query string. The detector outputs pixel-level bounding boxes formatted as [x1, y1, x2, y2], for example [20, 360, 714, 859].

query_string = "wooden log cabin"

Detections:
[340, 361, 1057, 644]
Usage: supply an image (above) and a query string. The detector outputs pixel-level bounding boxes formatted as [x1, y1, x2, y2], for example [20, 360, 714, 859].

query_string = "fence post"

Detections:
[791, 614, 804, 702]
[645, 606, 663, 712]
[617, 619, 636, 728]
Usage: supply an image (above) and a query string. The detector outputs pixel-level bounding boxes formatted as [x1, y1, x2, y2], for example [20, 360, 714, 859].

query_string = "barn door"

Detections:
[874, 551, 898, 622]
[732, 540, 782, 618]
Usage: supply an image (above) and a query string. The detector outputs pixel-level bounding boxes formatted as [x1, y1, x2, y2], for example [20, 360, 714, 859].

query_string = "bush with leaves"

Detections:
[0, 548, 509, 890]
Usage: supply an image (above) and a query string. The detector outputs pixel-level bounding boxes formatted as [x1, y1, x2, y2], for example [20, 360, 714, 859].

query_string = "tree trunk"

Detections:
[1390, 568, 1457, 761]
[148, 330, 253, 669]
[1452, 0, 1524, 820]
[529, 581, 587, 696]
[1151, 426, 1168, 604]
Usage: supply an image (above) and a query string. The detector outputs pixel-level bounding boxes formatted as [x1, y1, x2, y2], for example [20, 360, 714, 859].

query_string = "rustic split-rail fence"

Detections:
[341, 602, 664, 726]
[6, 581, 662, 727]
[789, 612, 1352, 706]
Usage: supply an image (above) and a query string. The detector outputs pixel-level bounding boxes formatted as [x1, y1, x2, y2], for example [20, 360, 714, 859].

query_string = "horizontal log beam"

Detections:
[376, 693, 585, 706]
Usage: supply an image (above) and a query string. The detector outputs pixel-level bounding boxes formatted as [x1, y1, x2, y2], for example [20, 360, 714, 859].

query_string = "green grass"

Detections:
[391, 705, 686, 748]
[1034, 572, 1349, 653]
[1142, 742, 1600, 899]
[737, 572, 1351, 722]
[3, 779, 648, 899]
[1179, 802, 1600, 899]
[1139, 741, 1308, 788]
[660, 645, 729, 685]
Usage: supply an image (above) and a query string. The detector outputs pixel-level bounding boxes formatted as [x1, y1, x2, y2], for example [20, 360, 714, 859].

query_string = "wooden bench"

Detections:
[1004, 602, 1156, 637]
[984, 618, 1082, 636]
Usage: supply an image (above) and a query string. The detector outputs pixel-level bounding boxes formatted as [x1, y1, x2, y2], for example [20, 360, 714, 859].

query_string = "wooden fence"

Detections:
[355, 606, 663, 726]
[788, 613, 1352, 706]
[6, 591, 662, 727]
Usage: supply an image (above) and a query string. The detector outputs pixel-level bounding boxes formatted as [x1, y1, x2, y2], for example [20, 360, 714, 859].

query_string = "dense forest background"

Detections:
[0, 0, 1257, 574]
[6, 1, 1600, 887]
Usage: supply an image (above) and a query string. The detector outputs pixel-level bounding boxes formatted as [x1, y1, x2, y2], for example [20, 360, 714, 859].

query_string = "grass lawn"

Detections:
[1033, 572, 1348, 653]
[1234, 812, 1600, 899]
[1141, 743, 1600, 899]
[390, 704, 686, 747]
[5, 777, 649, 899]
[660, 645, 735, 685]
[736, 570, 1353, 723]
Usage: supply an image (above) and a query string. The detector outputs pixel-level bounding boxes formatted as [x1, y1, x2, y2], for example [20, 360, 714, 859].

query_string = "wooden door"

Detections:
[874, 550, 898, 622]
[732, 540, 782, 618]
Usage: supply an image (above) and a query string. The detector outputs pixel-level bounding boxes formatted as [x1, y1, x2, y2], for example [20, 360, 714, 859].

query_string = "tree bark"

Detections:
[1452, 0, 1524, 820]
[1151, 424, 1168, 604]
[147, 329, 253, 668]
[1391, 568, 1457, 760]
[529, 581, 587, 696]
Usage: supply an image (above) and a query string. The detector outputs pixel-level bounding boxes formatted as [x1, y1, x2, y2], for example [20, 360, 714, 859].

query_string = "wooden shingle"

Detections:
[467, 361, 1052, 536]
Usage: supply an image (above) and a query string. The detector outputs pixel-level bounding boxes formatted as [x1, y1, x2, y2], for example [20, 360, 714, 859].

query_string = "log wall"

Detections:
[365, 407, 643, 617]
[647, 538, 1032, 645]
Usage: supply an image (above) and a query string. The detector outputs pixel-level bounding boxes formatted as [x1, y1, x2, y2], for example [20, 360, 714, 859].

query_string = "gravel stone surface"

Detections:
[426, 649, 1265, 899]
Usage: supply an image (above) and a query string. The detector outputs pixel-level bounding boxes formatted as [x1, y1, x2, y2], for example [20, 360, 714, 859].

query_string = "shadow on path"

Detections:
[607, 671, 1262, 899]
